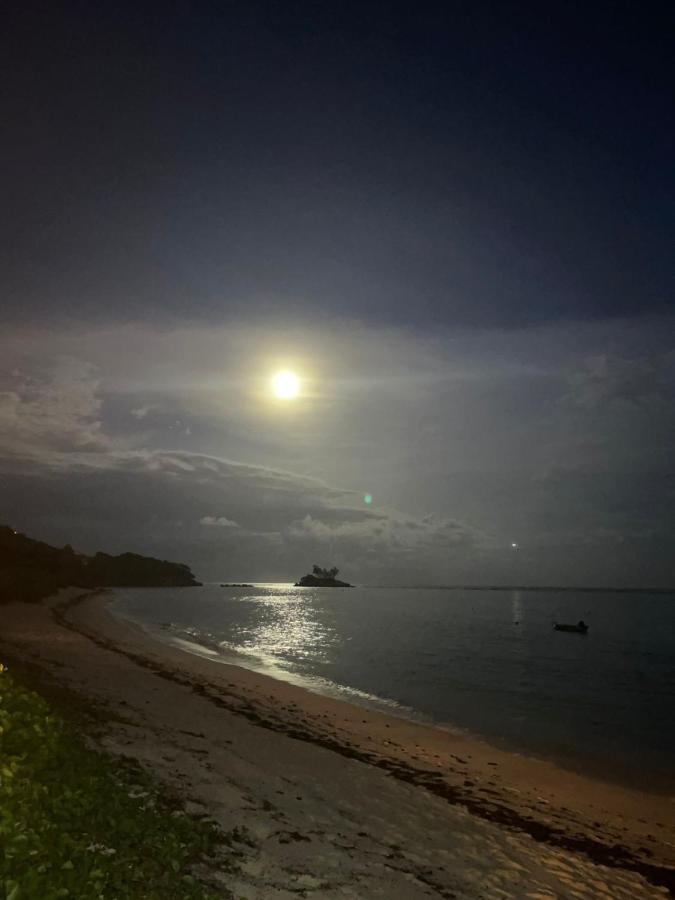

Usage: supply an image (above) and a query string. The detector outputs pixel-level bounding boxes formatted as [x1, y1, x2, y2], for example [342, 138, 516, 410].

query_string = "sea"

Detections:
[107, 583, 675, 792]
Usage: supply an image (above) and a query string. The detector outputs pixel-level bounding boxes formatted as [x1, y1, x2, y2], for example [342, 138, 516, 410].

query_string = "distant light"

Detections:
[363, 493, 373, 505]
[271, 370, 300, 399]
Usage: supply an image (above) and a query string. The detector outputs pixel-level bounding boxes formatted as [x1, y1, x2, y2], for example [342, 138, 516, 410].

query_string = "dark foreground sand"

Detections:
[2, 588, 674, 899]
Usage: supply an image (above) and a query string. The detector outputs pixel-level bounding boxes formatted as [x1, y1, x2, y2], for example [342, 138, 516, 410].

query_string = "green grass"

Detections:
[0, 664, 225, 899]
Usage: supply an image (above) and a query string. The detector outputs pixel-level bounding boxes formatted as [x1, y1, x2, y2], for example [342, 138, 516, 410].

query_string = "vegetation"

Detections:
[0, 526, 200, 604]
[311, 564, 340, 580]
[0, 664, 223, 899]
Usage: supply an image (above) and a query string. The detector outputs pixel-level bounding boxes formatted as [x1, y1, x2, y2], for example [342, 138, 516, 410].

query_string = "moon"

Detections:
[271, 370, 300, 399]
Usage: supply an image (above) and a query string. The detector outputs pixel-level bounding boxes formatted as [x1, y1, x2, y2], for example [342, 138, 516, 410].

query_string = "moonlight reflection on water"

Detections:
[229, 590, 337, 666]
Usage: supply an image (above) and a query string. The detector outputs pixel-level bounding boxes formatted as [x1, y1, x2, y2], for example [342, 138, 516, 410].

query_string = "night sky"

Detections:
[2, 3, 674, 585]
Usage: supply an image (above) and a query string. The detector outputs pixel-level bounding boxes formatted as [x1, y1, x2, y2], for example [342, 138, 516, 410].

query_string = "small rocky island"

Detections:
[294, 564, 352, 587]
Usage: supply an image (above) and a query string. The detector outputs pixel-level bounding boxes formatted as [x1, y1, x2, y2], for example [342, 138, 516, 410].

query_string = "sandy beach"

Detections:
[2, 589, 674, 899]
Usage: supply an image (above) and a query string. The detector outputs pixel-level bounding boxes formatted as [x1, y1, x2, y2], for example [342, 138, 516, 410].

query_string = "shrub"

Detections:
[0, 666, 223, 899]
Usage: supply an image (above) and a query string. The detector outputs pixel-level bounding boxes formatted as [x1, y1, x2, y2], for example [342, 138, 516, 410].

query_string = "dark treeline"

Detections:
[0, 525, 200, 604]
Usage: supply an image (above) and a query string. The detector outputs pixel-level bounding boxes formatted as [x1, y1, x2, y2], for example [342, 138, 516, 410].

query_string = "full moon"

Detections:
[271, 370, 300, 399]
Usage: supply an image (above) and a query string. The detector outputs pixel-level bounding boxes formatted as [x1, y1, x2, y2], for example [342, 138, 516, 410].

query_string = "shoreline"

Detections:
[3, 588, 674, 897]
[69, 592, 675, 883]
[109, 589, 675, 797]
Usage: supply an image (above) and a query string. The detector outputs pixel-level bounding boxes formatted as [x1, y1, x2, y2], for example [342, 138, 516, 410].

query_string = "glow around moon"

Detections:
[271, 370, 300, 399]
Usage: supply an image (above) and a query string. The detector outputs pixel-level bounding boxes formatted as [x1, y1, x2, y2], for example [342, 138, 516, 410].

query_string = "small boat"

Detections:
[554, 620, 589, 634]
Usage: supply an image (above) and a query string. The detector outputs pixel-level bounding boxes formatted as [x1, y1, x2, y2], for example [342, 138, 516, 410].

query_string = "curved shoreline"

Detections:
[108, 588, 674, 796]
[54, 589, 675, 895]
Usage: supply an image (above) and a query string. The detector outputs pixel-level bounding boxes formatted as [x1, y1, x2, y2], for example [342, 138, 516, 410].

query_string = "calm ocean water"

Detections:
[108, 584, 675, 790]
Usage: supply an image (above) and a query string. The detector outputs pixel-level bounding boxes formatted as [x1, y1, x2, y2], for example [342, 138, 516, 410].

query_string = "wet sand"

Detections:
[2, 589, 674, 898]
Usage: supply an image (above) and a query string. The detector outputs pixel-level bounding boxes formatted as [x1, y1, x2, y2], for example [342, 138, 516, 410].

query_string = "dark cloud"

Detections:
[0, 446, 483, 583]
[560, 351, 675, 410]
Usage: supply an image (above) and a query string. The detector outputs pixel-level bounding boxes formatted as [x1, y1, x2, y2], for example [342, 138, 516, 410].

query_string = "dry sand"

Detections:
[1, 588, 674, 899]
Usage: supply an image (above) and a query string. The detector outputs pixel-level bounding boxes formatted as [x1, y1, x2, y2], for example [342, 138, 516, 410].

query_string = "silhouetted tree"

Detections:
[309, 564, 339, 579]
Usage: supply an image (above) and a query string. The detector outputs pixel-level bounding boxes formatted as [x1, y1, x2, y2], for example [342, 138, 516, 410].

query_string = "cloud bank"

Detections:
[1, 316, 673, 586]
